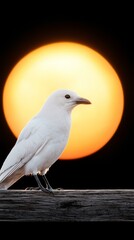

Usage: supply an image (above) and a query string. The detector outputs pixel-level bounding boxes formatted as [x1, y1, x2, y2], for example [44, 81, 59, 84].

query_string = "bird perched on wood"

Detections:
[0, 89, 91, 193]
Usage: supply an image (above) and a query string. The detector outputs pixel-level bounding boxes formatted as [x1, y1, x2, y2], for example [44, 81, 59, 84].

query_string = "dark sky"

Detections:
[0, 5, 133, 190]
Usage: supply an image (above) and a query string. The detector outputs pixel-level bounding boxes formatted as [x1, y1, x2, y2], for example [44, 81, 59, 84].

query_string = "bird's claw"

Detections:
[25, 187, 41, 190]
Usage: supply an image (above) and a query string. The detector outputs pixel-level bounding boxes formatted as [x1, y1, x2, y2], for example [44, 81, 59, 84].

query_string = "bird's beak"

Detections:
[76, 97, 91, 105]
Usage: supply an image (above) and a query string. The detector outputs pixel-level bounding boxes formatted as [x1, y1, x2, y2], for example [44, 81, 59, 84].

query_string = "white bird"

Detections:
[0, 89, 91, 193]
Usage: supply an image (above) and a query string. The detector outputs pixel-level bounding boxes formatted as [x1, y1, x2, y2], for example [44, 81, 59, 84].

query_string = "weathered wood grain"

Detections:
[0, 189, 134, 221]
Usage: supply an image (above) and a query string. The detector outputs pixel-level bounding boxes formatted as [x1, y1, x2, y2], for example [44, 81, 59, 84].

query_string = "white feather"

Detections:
[0, 89, 90, 189]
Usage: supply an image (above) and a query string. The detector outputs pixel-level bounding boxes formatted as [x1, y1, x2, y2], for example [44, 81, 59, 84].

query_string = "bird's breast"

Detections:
[24, 118, 71, 175]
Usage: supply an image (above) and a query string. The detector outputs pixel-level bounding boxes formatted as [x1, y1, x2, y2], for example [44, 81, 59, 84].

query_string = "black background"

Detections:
[0, 4, 133, 190]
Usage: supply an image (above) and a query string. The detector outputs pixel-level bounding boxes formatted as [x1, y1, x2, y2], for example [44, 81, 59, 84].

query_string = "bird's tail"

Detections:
[0, 168, 24, 190]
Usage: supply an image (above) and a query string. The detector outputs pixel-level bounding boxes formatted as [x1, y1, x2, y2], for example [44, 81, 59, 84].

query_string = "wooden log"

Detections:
[0, 189, 134, 222]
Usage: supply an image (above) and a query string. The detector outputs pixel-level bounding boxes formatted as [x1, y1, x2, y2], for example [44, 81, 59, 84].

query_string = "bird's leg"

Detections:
[33, 175, 53, 194]
[42, 174, 63, 191]
[41, 174, 53, 192]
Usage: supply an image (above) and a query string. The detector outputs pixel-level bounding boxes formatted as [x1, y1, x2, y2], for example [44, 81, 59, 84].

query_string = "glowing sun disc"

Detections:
[3, 42, 124, 159]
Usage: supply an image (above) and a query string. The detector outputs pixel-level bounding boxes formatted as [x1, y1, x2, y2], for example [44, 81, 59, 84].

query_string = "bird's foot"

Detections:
[56, 187, 64, 190]
[41, 186, 54, 195]
[25, 187, 41, 190]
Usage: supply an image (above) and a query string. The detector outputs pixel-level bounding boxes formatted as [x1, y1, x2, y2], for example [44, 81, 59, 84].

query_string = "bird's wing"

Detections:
[0, 118, 49, 182]
[16, 116, 40, 143]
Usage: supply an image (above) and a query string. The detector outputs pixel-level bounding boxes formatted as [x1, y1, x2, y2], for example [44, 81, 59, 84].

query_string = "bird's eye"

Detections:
[65, 94, 71, 99]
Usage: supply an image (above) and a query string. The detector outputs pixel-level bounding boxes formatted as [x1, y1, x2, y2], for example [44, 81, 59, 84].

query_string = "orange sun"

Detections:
[2, 42, 124, 159]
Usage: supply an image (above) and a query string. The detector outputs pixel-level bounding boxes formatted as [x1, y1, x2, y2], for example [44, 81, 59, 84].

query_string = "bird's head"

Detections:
[44, 89, 91, 113]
